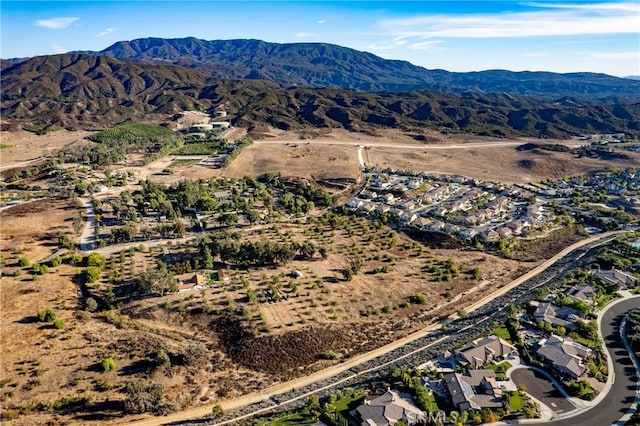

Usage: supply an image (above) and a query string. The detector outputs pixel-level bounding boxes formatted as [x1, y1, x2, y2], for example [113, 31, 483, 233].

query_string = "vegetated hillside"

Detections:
[0, 53, 211, 127]
[2, 54, 640, 138]
[79, 37, 640, 101]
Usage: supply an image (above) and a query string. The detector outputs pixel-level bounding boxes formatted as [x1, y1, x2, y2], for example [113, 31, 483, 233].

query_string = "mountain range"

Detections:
[2, 37, 640, 137]
[75, 37, 640, 101]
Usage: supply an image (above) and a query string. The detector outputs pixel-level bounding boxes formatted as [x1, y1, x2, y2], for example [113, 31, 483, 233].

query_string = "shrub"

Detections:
[101, 357, 117, 373]
[37, 308, 57, 322]
[123, 379, 164, 414]
[414, 293, 428, 304]
[211, 404, 225, 419]
[50, 256, 62, 267]
[53, 319, 65, 329]
[85, 297, 98, 313]
[319, 350, 338, 360]
[70, 254, 82, 265]
[18, 257, 30, 267]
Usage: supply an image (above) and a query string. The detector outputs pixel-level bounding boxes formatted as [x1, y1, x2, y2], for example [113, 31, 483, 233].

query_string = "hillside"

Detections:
[0, 54, 211, 127]
[2, 54, 640, 138]
[79, 37, 640, 101]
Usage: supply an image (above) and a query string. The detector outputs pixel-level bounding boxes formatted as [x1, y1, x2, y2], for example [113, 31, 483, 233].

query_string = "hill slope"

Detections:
[81, 37, 640, 101]
[2, 54, 640, 138]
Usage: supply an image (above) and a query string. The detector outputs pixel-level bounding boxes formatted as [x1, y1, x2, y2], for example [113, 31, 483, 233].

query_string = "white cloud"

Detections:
[590, 51, 640, 60]
[317, 19, 326, 24]
[295, 32, 315, 38]
[522, 2, 640, 12]
[407, 40, 443, 51]
[365, 42, 399, 51]
[52, 44, 66, 54]
[380, 2, 640, 41]
[97, 27, 116, 37]
[35, 17, 79, 30]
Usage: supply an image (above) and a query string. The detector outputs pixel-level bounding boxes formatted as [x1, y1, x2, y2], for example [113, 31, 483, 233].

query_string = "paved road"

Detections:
[511, 369, 576, 415]
[548, 297, 639, 426]
[79, 198, 96, 251]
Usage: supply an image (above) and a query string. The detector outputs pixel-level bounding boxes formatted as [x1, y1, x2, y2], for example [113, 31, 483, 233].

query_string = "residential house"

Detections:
[479, 229, 500, 243]
[458, 228, 478, 240]
[594, 268, 638, 288]
[443, 370, 503, 411]
[536, 335, 591, 379]
[398, 212, 418, 225]
[353, 389, 426, 426]
[497, 227, 513, 238]
[176, 273, 206, 292]
[346, 199, 364, 210]
[412, 217, 433, 230]
[456, 335, 518, 369]
[532, 302, 583, 330]
[565, 284, 597, 304]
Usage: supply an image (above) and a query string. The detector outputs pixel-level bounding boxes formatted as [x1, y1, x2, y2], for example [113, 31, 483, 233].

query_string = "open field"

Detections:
[246, 128, 638, 184]
[365, 144, 640, 184]
[0, 130, 93, 165]
[0, 198, 83, 263]
[224, 141, 361, 185]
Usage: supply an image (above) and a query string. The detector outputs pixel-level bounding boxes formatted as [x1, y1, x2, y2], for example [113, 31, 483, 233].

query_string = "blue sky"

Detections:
[1, 1, 639, 76]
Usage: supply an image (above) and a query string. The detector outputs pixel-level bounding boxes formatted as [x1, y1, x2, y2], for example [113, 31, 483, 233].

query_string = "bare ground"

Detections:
[0, 130, 93, 165]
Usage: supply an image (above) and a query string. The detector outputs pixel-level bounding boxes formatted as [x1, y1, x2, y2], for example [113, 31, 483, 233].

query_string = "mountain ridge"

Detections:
[70, 37, 640, 101]
[2, 53, 639, 139]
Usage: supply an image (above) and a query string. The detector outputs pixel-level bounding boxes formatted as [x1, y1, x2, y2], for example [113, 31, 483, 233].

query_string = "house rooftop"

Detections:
[355, 389, 425, 426]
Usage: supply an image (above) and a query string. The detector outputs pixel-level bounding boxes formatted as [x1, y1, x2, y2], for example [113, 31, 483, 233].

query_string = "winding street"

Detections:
[546, 297, 640, 426]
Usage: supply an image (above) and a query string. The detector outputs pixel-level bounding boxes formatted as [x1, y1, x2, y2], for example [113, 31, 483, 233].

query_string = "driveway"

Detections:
[511, 368, 576, 415]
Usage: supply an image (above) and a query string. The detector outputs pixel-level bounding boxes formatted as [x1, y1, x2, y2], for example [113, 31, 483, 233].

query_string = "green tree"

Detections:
[202, 246, 214, 269]
[85, 266, 102, 283]
[135, 264, 176, 296]
[87, 252, 106, 269]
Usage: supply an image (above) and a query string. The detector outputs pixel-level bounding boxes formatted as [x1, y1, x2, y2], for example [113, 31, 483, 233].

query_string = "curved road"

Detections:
[548, 297, 639, 426]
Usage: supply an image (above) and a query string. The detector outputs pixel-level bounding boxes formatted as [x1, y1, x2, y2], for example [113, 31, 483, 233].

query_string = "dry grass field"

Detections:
[0, 130, 93, 165]
[235, 127, 640, 185]
[224, 141, 361, 184]
[1, 199, 83, 262]
[365, 144, 640, 184]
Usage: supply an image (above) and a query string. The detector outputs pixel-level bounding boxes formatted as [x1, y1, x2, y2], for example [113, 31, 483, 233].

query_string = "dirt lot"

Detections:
[224, 141, 361, 184]
[0, 198, 83, 263]
[366, 144, 640, 184]
[244, 127, 638, 184]
[0, 130, 93, 165]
